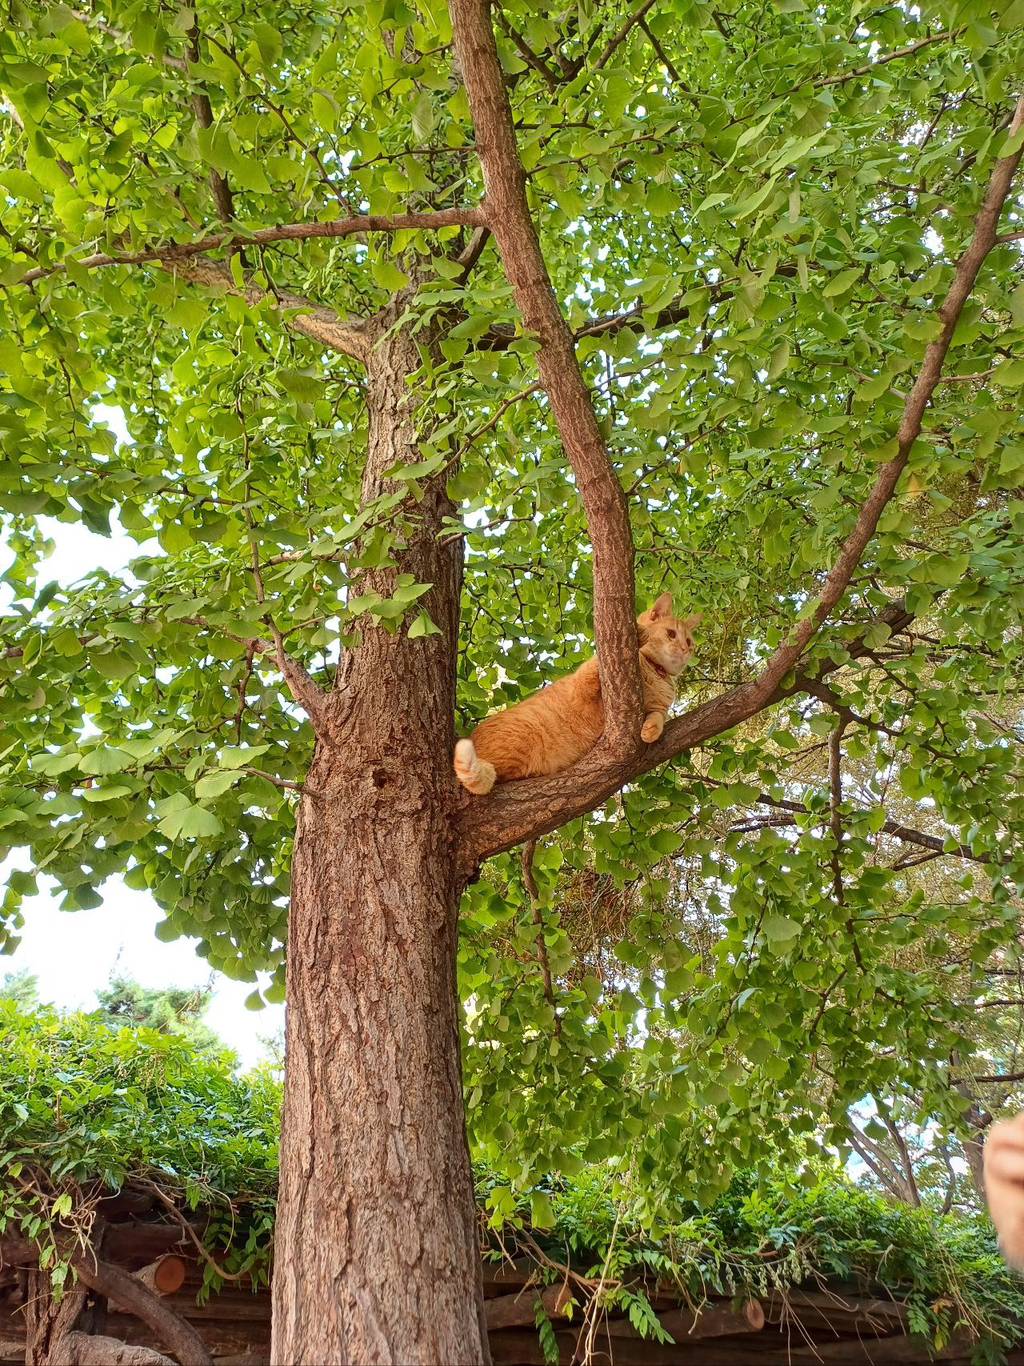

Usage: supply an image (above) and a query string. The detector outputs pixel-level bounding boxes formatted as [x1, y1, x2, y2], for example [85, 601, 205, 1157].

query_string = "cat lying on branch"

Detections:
[454, 594, 699, 795]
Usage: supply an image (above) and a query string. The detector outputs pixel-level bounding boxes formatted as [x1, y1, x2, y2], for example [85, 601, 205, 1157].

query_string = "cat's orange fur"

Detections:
[454, 594, 698, 794]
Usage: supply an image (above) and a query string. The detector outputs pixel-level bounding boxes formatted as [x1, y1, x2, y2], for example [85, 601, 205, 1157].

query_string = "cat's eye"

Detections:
[666, 629, 677, 639]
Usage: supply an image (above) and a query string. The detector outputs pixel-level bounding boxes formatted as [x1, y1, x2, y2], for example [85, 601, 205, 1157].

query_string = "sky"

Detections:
[1, 410, 284, 1067]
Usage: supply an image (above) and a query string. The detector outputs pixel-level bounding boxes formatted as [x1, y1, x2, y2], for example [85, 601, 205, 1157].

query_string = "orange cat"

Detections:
[454, 595, 698, 794]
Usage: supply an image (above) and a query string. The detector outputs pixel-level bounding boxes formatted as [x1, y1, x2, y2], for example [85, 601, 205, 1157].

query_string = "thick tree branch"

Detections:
[69, 1254, 212, 1366]
[450, 0, 641, 747]
[263, 623, 335, 743]
[164, 259, 370, 362]
[457, 601, 914, 864]
[15, 207, 486, 286]
[184, 17, 234, 224]
[455, 92, 1024, 866]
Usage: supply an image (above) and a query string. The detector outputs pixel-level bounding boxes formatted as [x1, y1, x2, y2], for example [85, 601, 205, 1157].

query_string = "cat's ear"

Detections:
[649, 592, 674, 620]
[682, 612, 703, 629]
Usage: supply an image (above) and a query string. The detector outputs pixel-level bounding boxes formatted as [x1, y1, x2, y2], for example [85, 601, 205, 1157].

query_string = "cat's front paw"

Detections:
[641, 713, 664, 743]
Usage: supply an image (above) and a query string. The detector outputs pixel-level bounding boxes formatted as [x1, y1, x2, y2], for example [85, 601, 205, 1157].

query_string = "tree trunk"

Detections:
[271, 304, 491, 1365]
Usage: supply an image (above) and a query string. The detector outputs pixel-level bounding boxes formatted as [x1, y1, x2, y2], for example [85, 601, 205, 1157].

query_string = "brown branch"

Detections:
[70, 1253, 212, 1366]
[450, 0, 641, 747]
[813, 27, 965, 90]
[638, 17, 685, 86]
[457, 600, 913, 864]
[241, 766, 304, 792]
[480, 295, 702, 351]
[591, 0, 659, 73]
[130, 1180, 251, 1284]
[265, 620, 334, 743]
[456, 224, 493, 281]
[726, 789, 997, 866]
[165, 258, 370, 362]
[15, 207, 486, 286]
[494, 12, 560, 90]
[453, 91, 1024, 867]
[184, 17, 234, 223]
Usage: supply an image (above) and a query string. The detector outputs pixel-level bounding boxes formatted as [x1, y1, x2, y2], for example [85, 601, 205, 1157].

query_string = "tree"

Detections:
[1, 1, 1023, 1361]
[0, 968, 39, 1008]
[96, 972, 220, 1049]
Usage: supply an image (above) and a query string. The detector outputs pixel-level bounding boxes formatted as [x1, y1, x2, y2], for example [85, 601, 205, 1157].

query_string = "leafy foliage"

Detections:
[0, 0, 1023, 1216]
[0, 999, 278, 1290]
[4, 1000, 1024, 1360]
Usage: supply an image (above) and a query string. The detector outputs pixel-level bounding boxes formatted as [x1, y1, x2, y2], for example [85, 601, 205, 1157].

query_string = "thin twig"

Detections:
[132, 1179, 251, 1284]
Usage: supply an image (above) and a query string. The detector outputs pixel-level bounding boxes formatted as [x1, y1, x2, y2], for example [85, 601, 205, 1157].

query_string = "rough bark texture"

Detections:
[58, 1331, 174, 1366]
[271, 302, 490, 1366]
[24, 1271, 84, 1366]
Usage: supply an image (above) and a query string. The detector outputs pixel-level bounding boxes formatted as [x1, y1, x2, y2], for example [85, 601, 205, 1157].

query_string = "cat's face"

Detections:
[637, 594, 700, 676]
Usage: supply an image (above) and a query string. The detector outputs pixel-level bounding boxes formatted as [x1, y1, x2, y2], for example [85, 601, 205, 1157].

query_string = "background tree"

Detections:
[1, 1, 1023, 1362]
[0, 968, 39, 1009]
[96, 973, 219, 1049]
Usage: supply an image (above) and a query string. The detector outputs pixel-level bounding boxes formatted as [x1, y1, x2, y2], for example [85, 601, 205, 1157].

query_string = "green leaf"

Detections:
[529, 1191, 556, 1229]
[158, 804, 224, 841]
[79, 748, 134, 776]
[993, 358, 1024, 388]
[408, 611, 442, 638]
[763, 914, 800, 947]
[195, 770, 242, 799]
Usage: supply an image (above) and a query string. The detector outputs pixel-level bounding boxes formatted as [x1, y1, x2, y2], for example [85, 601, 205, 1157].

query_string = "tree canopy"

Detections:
[1, 0, 1024, 1235]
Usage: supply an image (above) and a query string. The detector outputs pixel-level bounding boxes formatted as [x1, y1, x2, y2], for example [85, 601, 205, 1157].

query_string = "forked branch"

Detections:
[450, 0, 642, 747]
[263, 623, 334, 743]
[167, 258, 370, 361]
[456, 92, 1024, 865]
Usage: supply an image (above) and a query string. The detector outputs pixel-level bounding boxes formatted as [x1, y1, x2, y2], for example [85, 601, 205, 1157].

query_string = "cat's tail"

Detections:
[454, 738, 496, 795]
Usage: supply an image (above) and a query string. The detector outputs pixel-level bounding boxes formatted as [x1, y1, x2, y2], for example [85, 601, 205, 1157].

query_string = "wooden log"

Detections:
[786, 1334, 975, 1363]
[486, 1283, 571, 1331]
[768, 1288, 908, 1329]
[0, 1236, 36, 1267]
[110, 1257, 189, 1312]
[103, 1225, 192, 1267]
[158, 1291, 270, 1325]
[606, 1298, 764, 1340]
[482, 1257, 535, 1290]
[71, 1253, 211, 1366]
[103, 1315, 270, 1360]
[58, 1330, 175, 1366]
[95, 1191, 158, 1219]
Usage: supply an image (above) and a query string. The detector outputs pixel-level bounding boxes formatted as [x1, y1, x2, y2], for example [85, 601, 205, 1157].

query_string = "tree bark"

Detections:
[271, 301, 490, 1365]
